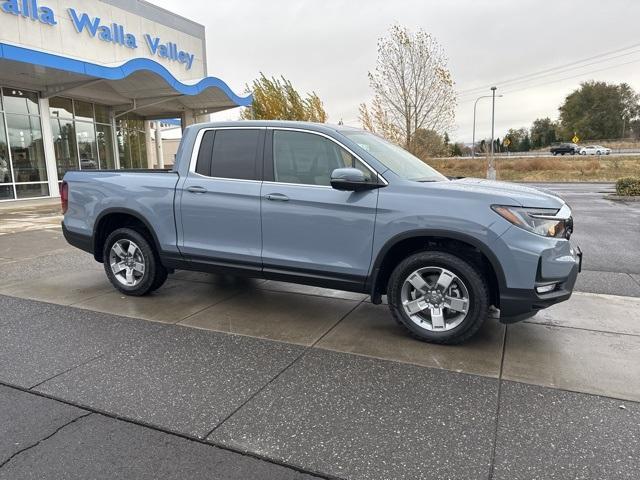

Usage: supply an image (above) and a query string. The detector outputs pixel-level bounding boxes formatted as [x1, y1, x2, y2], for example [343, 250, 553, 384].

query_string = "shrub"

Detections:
[616, 177, 640, 196]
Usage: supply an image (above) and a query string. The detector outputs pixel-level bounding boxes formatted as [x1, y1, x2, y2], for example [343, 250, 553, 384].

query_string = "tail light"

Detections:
[60, 181, 68, 214]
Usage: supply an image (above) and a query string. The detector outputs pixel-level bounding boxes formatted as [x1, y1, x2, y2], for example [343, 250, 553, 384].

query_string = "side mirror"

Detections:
[330, 168, 384, 192]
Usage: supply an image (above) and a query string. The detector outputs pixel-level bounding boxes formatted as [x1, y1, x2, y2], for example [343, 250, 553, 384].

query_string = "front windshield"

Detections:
[341, 130, 448, 182]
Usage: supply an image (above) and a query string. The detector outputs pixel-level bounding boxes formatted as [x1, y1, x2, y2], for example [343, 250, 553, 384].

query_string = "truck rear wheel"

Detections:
[103, 228, 167, 296]
[387, 251, 489, 344]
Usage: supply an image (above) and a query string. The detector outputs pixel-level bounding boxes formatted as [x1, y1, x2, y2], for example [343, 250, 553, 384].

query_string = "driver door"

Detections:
[260, 129, 379, 289]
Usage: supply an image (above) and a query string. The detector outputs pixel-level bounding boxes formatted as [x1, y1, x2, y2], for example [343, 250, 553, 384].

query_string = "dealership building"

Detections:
[0, 0, 250, 201]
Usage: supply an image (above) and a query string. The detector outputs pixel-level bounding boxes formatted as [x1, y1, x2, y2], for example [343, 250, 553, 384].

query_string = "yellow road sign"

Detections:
[503, 138, 511, 147]
[572, 135, 579, 143]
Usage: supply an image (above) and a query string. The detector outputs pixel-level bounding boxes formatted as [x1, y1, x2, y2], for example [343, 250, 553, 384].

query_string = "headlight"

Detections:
[491, 204, 572, 238]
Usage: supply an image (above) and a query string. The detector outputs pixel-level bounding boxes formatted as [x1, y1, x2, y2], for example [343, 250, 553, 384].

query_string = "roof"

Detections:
[192, 120, 361, 133]
[0, 43, 251, 118]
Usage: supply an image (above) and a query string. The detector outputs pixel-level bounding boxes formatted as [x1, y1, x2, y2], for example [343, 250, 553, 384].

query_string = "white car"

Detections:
[579, 145, 611, 155]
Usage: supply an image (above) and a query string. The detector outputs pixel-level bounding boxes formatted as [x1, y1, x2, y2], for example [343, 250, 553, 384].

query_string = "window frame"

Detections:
[265, 128, 386, 187]
[188, 126, 387, 187]
[188, 127, 265, 182]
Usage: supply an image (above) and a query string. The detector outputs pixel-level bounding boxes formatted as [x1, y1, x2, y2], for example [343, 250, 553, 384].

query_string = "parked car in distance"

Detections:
[61, 121, 582, 345]
[550, 143, 579, 155]
[579, 145, 611, 155]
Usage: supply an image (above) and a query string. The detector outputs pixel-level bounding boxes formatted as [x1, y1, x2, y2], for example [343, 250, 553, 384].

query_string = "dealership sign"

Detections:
[1, 0, 195, 69]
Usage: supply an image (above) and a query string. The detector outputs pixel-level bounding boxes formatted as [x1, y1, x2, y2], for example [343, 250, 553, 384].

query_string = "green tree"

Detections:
[530, 117, 558, 148]
[558, 81, 639, 140]
[504, 128, 528, 151]
[411, 128, 448, 158]
[241, 73, 327, 122]
[518, 134, 531, 151]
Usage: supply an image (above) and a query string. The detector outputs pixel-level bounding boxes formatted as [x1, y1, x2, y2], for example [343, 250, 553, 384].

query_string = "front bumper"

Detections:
[499, 244, 581, 323]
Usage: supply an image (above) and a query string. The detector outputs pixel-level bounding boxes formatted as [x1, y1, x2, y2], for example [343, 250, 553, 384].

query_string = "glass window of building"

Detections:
[74, 100, 94, 122]
[76, 121, 98, 170]
[6, 114, 47, 183]
[94, 104, 110, 124]
[49, 97, 73, 119]
[116, 115, 147, 169]
[49, 97, 116, 180]
[0, 113, 13, 200]
[0, 87, 48, 200]
[96, 124, 115, 169]
[51, 118, 77, 179]
[2, 88, 39, 115]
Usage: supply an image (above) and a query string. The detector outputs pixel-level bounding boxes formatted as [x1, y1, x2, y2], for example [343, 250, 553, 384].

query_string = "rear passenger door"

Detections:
[178, 128, 264, 272]
[260, 129, 379, 289]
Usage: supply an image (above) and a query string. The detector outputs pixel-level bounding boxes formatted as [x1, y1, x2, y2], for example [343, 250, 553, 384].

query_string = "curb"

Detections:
[605, 194, 640, 202]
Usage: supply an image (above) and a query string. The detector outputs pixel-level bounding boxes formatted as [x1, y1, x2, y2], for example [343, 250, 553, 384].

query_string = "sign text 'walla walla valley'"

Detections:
[0, 0, 196, 70]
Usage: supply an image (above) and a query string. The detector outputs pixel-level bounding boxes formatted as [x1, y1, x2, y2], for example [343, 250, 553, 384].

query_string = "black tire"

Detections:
[387, 251, 489, 345]
[102, 227, 167, 296]
[149, 266, 169, 292]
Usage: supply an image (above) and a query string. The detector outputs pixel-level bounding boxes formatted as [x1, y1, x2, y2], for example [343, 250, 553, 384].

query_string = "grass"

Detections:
[429, 155, 640, 182]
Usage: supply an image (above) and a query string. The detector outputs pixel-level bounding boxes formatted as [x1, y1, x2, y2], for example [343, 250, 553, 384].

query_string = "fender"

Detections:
[93, 207, 165, 261]
[367, 228, 508, 300]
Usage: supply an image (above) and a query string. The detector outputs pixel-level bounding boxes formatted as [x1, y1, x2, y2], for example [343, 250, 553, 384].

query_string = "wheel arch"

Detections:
[368, 230, 506, 306]
[93, 208, 162, 263]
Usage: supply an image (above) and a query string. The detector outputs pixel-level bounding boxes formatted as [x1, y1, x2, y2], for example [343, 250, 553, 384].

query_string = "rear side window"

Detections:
[194, 129, 262, 180]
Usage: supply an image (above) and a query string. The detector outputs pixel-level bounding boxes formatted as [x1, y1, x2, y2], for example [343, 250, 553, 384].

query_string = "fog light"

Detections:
[536, 283, 556, 294]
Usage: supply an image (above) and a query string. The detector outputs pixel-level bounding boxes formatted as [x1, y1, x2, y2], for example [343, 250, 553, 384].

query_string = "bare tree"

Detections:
[359, 25, 456, 153]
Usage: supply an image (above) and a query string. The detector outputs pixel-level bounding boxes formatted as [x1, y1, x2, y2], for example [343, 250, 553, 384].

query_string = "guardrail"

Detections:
[446, 149, 640, 159]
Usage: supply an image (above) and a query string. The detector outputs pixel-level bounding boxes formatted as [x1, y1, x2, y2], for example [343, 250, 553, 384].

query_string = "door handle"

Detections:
[265, 193, 289, 202]
[187, 186, 207, 194]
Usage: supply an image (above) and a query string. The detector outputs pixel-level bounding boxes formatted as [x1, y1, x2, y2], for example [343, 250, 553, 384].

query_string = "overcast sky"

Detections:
[149, 0, 640, 143]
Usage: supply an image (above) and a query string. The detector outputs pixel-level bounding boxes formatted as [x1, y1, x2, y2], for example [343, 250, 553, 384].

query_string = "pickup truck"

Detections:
[62, 121, 581, 344]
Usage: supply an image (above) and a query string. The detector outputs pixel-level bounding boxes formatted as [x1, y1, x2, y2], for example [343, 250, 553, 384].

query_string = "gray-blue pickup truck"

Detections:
[61, 120, 581, 344]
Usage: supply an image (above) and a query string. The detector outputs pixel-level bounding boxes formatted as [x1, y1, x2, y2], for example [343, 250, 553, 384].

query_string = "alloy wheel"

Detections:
[109, 239, 146, 287]
[400, 266, 470, 331]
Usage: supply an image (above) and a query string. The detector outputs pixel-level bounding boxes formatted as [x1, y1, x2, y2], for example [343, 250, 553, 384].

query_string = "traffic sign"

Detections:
[503, 138, 511, 147]
[572, 135, 579, 143]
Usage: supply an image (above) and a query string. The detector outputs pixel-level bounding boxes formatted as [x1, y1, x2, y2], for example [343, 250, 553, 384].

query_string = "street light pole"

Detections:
[472, 94, 492, 158]
[487, 86, 497, 180]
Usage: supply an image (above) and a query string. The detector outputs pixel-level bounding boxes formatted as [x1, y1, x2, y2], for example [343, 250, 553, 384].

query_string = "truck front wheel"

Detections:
[387, 251, 489, 344]
[103, 228, 167, 296]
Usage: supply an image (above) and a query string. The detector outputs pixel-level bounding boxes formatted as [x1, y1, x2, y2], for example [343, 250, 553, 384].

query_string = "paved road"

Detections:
[529, 183, 640, 297]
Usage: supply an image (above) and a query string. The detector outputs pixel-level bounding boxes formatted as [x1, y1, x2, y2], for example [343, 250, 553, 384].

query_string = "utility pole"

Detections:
[487, 86, 497, 180]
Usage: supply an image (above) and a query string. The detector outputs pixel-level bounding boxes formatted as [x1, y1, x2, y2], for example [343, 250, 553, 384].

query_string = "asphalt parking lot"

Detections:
[0, 183, 639, 480]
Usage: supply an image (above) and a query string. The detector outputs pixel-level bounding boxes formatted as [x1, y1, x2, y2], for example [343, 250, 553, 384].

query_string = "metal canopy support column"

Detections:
[155, 122, 164, 169]
[38, 96, 60, 196]
[144, 120, 155, 168]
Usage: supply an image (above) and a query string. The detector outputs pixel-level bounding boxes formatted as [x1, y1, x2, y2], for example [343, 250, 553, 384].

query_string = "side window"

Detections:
[273, 130, 373, 186]
[195, 129, 261, 180]
[195, 130, 214, 176]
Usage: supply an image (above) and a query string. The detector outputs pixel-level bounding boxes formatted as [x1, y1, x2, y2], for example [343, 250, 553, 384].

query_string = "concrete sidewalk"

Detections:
[0, 294, 638, 480]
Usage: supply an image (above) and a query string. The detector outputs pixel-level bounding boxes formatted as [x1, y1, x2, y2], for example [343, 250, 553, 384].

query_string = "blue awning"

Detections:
[0, 43, 252, 118]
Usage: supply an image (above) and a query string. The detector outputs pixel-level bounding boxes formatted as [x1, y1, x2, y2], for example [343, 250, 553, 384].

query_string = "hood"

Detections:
[446, 178, 565, 209]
